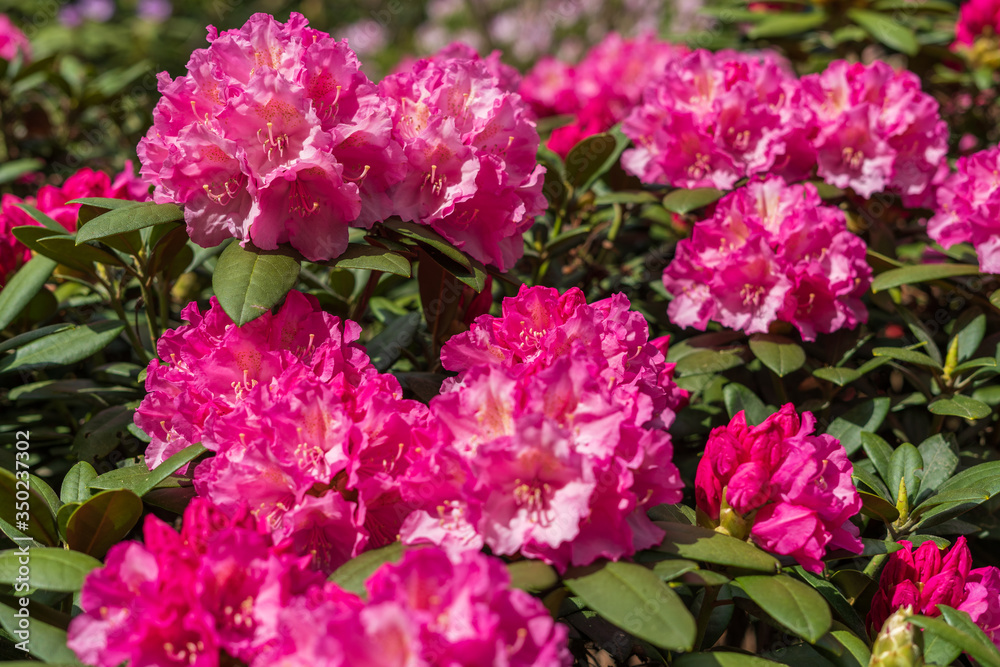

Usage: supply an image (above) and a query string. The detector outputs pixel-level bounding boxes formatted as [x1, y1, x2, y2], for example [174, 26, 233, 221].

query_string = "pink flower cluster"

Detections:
[0, 14, 30, 62]
[68, 499, 569, 666]
[401, 285, 687, 571]
[138, 13, 404, 263]
[619, 54, 947, 205]
[622, 49, 812, 190]
[927, 146, 1000, 274]
[868, 537, 1000, 647]
[0, 164, 148, 284]
[519, 32, 687, 157]
[954, 0, 1000, 47]
[261, 547, 570, 666]
[379, 48, 546, 271]
[662, 177, 871, 340]
[695, 405, 863, 573]
[135, 291, 433, 572]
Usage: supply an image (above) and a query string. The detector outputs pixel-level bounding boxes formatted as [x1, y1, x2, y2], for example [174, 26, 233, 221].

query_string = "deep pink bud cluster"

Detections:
[257, 548, 571, 666]
[401, 285, 687, 571]
[135, 291, 433, 572]
[622, 49, 812, 190]
[662, 177, 871, 340]
[0, 164, 148, 285]
[137, 12, 405, 262]
[927, 146, 1000, 274]
[519, 32, 688, 157]
[954, 0, 1000, 47]
[695, 405, 863, 573]
[799, 60, 949, 207]
[868, 537, 1000, 646]
[379, 51, 546, 271]
[0, 14, 30, 62]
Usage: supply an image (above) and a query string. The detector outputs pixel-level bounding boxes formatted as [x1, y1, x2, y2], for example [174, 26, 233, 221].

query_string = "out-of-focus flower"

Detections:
[927, 146, 1000, 274]
[868, 537, 1000, 648]
[137, 0, 172, 23]
[0, 14, 30, 62]
[662, 177, 870, 340]
[695, 404, 863, 573]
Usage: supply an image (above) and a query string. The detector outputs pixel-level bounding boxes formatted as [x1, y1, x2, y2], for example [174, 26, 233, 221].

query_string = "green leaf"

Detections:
[15, 203, 70, 233]
[212, 242, 301, 326]
[0, 255, 57, 332]
[0, 324, 73, 355]
[652, 559, 701, 581]
[991, 289, 1000, 311]
[38, 234, 126, 269]
[64, 489, 143, 559]
[652, 522, 780, 572]
[792, 568, 868, 641]
[674, 349, 744, 376]
[564, 561, 696, 651]
[0, 158, 43, 185]
[0, 467, 59, 546]
[908, 614, 1000, 667]
[75, 201, 183, 243]
[915, 435, 958, 502]
[675, 651, 785, 666]
[0, 548, 101, 592]
[327, 244, 411, 277]
[748, 11, 828, 38]
[859, 491, 900, 523]
[887, 443, 922, 506]
[0, 320, 126, 375]
[735, 575, 832, 643]
[826, 399, 890, 456]
[749, 334, 806, 377]
[953, 308, 987, 361]
[937, 606, 1000, 663]
[329, 542, 404, 597]
[723, 383, 770, 426]
[132, 443, 206, 497]
[872, 346, 942, 369]
[932, 460, 1000, 498]
[852, 464, 890, 499]
[0, 598, 82, 664]
[813, 367, 862, 387]
[384, 219, 472, 270]
[662, 188, 725, 215]
[506, 561, 559, 593]
[564, 132, 621, 190]
[860, 432, 893, 487]
[870, 263, 981, 292]
[847, 8, 919, 54]
[928, 395, 992, 420]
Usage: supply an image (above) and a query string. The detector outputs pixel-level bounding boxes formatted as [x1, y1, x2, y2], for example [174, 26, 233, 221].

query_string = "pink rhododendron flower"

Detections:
[257, 548, 570, 666]
[662, 177, 870, 340]
[0, 14, 30, 62]
[955, 0, 1000, 47]
[520, 32, 687, 157]
[67, 499, 327, 667]
[927, 146, 1000, 274]
[868, 537, 1000, 647]
[138, 12, 404, 261]
[0, 164, 148, 285]
[402, 286, 685, 571]
[695, 404, 863, 573]
[799, 60, 948, 207]
[380, 51, 545, 271]
[621, 49, 813, 189]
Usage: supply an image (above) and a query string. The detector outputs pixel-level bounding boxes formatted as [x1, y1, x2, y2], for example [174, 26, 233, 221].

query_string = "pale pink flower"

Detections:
[695, 404, 863, 573]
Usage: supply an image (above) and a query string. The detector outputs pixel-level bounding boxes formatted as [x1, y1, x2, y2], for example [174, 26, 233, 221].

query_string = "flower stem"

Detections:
[694, 585, 721, 650]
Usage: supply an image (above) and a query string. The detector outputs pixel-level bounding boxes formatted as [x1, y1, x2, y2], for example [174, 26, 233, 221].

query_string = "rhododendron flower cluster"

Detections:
[0, 164, 148, 285]
[799, 60, 948, 207]
[259, 547, 571, 666]
[135, 291, 433, 571]
[927, 146, 1000, 274]
[695, 404, 863, 573]
[68, 499, 569, 666]
[0, 14, 30, 62]
[662, 177, 870, 340]
[621, 49, 813, 190]
[379, 49, 546, 271]
[954, 0, 1000, 48]
[519, 32, 687, 157]
[138, 12, 405, 262]
[868, 537, 1000, 647]
[401, 285, 687, 570]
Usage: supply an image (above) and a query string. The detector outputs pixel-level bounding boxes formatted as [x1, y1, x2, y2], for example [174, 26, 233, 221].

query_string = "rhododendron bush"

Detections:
[2, 4, 1000, 667]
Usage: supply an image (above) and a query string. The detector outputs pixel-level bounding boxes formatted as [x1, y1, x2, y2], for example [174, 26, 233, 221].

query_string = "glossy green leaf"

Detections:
[813, 367, 862, 387]
[0, 547, 101, 592]
[674, 349, 744, 376]
[870, 263, 981, 292]
[0, 320, 126, 375]
[859, 492, 899, 523]
[652, 522, 780, 572]
[15, 203, 69, 233]
[953, 308, 987, 361]
[39, 234, 126, 269]
[652, 559, 701, 581]
[0, 598, 82, 664]
[723, 383, 770, 426]
[792, 568, 867, 640]
[887, 443, 922, 506]
[849, 8, 919, 54]
[329, 542, 404, 597]
[928, 395, 992, 420]
[908, 614, 1000, 667]
[748, 11, 827, 38]
[0, 467, 59, 546]
[507, 561, 559, 593]
[826, 399, 890, 456]
[327, 243, 411, 277]
[0, 324, 73, 355]
[749, 334, 806, 377]
[860, 432, 893, 487]
[564, 561, 696, 651]
[915, 435, 958, 503]
[675, 651, 785, 666]
[564, 132, 620, 189]
[212, 242, 301, 326]
[0, 255, 57, 332]
[75, 201, 183, 243]
[872, 346, 942, 369]
[64, 489, 144, 559]
[662, 188, 725, 215]
[0, 158, 43, 185]
[132, 443, 206, 497]
[736, 575, 832, 643]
